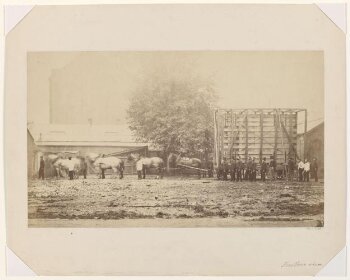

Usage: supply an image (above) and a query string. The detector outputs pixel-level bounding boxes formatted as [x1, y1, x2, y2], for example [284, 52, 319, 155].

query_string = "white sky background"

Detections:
[28, 51, 324, 132]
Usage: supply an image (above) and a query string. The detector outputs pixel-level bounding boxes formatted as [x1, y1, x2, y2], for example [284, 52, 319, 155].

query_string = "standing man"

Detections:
[221, 157, 228, 181]
[136, 156, 145, 179]
[100, 154, 106, 179]
[136, 159, 143, 179]
[230, 158, 236, 181]
[246, 157, 252, 181]
[101, 169, 105, 179]
[207, 160, 214, 178]
[269, 155, 276, 180]
[261, 157, 267, 182]
[312, 158, 319, 182]
[236, 158, 243, 181]
[39, 156, 45, 180]
[217, 158, 223, 180]
[298, 159, 304, 182]
[241, 160, 245, 180]
[82, 157, 88, 179]
[288, 158, 295, 181]
[67, 157, 75, 180]
[303, 159, 310, 182]
[251, 157, 257, 181]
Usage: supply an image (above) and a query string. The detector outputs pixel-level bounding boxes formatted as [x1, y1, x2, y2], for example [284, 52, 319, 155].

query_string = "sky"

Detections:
[28, 51, 323, 131]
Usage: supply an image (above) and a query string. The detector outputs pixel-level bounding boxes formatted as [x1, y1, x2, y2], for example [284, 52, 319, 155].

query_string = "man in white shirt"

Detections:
[303, 159, 310, 182]
[298, 159, 304, 182]
[136, 159, 144, 180]
[67, 157, 75, 180]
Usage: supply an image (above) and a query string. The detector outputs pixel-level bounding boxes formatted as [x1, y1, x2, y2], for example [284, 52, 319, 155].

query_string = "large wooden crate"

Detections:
[213, 108, 307, 167]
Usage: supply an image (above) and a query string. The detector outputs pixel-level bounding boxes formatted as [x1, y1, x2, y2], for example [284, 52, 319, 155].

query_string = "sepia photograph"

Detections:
[27, 51, 324, 227]
[5, 3, 346, 276]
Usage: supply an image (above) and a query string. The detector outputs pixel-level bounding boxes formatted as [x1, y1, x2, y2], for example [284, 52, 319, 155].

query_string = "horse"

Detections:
[129, 153, 164, 179]
[48, 154, 82, 179]
[167, 153, 202, 168]
[87, 153, 124, 179]
[167, 153, 202, 177]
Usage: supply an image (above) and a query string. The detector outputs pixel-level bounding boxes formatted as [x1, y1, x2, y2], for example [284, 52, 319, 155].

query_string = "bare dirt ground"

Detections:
[28, 175, 324, 227]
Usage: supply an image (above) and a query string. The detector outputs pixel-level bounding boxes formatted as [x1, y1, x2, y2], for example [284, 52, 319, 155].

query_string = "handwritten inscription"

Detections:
[281, 261, 322, 268]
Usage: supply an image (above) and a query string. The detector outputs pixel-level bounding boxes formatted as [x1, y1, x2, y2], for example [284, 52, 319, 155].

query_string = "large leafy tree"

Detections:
[127, 77, 215, 158]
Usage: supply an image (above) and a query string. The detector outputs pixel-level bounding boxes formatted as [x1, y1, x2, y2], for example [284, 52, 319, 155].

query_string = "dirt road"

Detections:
[28, 176, 324, 227]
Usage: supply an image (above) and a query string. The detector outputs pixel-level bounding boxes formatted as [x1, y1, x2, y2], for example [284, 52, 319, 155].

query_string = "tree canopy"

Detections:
[127, 77, 216, 157]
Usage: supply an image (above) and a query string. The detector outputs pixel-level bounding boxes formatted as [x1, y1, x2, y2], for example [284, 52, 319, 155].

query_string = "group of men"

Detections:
[38, 156, 88, 180]
[297, 158, 318, 182]
[218, 157, 262, 182]
[217, 156, 319, 182]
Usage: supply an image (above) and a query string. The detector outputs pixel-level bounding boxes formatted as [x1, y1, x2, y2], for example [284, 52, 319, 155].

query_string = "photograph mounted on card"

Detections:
[5, 4, 346, 276]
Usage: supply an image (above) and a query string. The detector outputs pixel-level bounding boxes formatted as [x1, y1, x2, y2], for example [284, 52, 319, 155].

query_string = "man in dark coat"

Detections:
[39, 156, 45, 180]
[100, 154, 106, 179]
[67, 157, 75, 180]
[236, 158, 243, 181]
[261, 157, 267, 182]
[246, 157, 252, 181]
[269, 156, 276, 180]
[218, 157, 228, 180]
[207, 160, 214, 178]
[287, 158, 295, 181]
[82, 157, 88, 179]
[222, 157, 229, 181]
[312, 158, 319, 182]
[251, 157, 257, 181]
[230, 159, 236, 181]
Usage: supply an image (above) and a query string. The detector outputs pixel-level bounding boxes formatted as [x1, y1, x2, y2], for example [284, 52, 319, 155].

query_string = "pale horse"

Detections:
[87, 153, 124, 179]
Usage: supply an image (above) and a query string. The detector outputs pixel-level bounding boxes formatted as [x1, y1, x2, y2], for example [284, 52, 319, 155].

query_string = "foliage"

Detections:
[127, 77, 216, 157]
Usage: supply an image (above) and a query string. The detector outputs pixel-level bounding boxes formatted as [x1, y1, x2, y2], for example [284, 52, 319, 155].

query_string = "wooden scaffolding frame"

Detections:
[213, 108, 307, 168]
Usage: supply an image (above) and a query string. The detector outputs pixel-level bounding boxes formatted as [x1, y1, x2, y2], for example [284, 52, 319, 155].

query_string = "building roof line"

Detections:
[297, 121, 324, 136]
[215, 108, 306, 112]
[35, 140, 147, 144]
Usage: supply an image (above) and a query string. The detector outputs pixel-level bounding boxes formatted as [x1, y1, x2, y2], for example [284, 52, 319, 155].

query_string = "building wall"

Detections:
[37, 145, 147, 156]
[27, 130, 37, 178]
[297, 123, 324, 178]
[303, 123, 324, 178]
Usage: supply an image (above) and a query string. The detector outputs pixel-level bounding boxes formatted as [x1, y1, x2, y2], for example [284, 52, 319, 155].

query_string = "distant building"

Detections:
[297, 122, 324, 178]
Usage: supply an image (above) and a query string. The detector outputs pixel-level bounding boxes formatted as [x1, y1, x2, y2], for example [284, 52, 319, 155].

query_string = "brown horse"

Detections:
[129, 153, 164, 179]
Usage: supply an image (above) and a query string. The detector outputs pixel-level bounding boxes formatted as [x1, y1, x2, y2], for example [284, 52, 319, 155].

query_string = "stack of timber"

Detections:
[213, 108, 307, 167]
